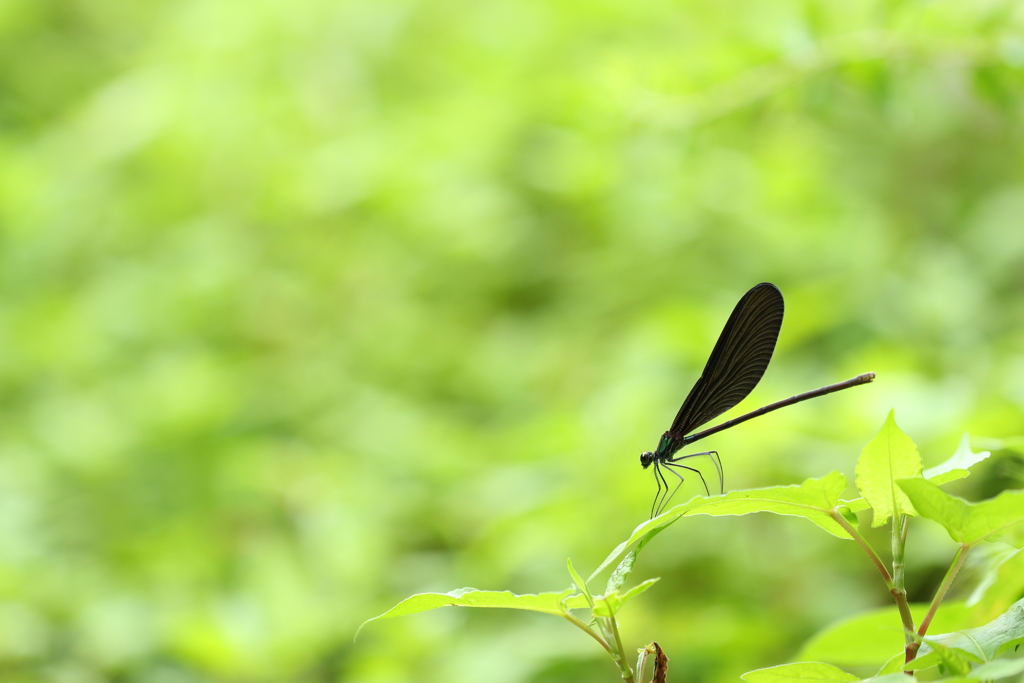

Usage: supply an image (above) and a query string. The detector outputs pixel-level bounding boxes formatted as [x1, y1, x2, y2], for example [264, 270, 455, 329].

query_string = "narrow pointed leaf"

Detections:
[855, 410, 922, 527]
[898, 480, 1024, 546]
[922, 433, 990, 486]
[588, 520, 676, 583]
[619, 578, 659, 604]
[740, 662, 859, 683]
[356, 588, 575, 639]
[592, 578, 659, 617]
[606, 547, 639, 595]
[567, 558, 594, 609]
[589, 538, 632, 584]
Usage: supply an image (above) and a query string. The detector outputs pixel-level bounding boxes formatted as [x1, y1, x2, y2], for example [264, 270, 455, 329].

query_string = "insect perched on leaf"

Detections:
[641, 283, 874, 517]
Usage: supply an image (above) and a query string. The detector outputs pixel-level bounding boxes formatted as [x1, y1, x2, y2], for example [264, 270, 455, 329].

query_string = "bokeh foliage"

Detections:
[2, 0, 1024, 681]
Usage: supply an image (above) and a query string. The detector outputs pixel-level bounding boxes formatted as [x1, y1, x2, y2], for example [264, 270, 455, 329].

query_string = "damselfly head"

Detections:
[640, 451, 655, 468]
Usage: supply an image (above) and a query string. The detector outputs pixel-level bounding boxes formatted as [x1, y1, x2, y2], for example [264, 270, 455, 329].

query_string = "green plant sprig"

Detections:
[358, 412, 1024, 682]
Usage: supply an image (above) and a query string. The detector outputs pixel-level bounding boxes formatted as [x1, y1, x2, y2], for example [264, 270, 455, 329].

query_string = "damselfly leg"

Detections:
[650, 450, 721, 517]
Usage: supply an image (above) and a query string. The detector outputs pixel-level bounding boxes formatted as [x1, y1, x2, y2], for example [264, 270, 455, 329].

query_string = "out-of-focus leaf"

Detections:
[916, 598, 1024, 663]
[903, 638, 974, 674]
[855, 410, 922, 526]
[898, 480, 1024, 546]
[968, 658, 1024, 680]
[922, 433, 990, 486]
[797, 602, 973, 666]
[874, 653, 906, 675]
[740, 662, 859, 683]
[972, 436, 1024, 451]
[10, 1, 1024, 680]
[966, 542, 1021, 607]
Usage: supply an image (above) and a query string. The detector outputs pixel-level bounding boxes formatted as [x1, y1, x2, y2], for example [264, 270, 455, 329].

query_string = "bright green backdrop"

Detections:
[2, 1, 1023, 681]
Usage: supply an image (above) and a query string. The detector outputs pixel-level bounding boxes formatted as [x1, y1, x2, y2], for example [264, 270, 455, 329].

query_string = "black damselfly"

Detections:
[641, 283, 874, 517]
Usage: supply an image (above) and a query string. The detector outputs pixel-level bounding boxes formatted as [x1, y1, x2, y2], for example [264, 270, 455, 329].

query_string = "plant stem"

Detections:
[564, 610, 635, 682]
[905, 544, 971, 662]
[831, 511, 916, 639]
[891, 514, 911, 651]
[891, 515, 907, 588]
[562, 612, 614, 656]
[831, 511, 893, 584]
[606, 614, 635, 683]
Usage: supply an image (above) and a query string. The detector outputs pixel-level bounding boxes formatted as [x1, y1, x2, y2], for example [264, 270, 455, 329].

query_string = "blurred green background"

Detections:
[2, 0, 1024, 681]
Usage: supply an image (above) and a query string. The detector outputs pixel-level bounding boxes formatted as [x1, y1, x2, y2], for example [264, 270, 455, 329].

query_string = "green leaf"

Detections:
[874, 653, 906, 676]
[588, 524, 671, 584]
[842, 436, 988, 515]
[904, 638, 974, 674]
[606, 547, 638, 595]
[797, 602, 973, 665]
[855, 410, 922, 527]
[922, 433, 990, 486]
[591, 578, 659, 617]
[969, 658, 1024, 680]
[740, 662, 859, 683]
[619, 577, 659, 603]
[860, 675, 914, 683]
[966, 543, 1021, 607]
[972, 435, 1024, 451]
[355, 588, 575, 639]
[562, 592, 591, 610]
[682, 472, 850, 538]
[897, 480, 1024, 546]
[567, 558, 594, 609]
[917, 598, 1024, 663]
[589, 473, 851, 582]
[837, 505, 860, 526]
[839, 497, 871, 514]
